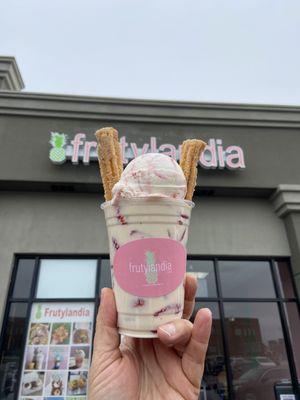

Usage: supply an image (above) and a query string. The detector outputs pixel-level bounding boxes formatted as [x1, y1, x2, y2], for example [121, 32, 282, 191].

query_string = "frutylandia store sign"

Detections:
[49, 132, 246, 170]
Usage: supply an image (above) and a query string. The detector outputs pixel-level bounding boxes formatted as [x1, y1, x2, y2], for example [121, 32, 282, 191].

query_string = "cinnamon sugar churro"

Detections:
[180, 139, 206, 200]
[95, 127, 123, 201]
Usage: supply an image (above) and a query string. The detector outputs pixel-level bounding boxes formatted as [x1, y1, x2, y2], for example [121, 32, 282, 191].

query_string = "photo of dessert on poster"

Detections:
[21, 371, 45, 396]
[72, 322, 92, 344]
[28, 323, 50, 345]
[44, 370, 67, 397]
[50, 323, 71, 345]
[24, 346, 48, 370]
[69, 346, 90, 370]
[47, 346, 69, 370]
[67, 371, 88, 396]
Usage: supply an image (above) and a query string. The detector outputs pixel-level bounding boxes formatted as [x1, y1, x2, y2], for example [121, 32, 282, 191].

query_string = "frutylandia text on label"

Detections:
[113, 238, 186, 297]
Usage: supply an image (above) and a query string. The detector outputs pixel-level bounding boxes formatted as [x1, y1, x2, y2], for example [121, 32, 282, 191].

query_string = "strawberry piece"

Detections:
[133, 298, 145, 307]
[154, 303, 182, 317]
[116, 207, 127, 225]
[112, 237, 120, 250]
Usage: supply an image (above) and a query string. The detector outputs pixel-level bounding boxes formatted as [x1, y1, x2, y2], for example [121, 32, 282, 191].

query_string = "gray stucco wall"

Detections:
[0, 192, 290, 327]
[0, 94, 298, 333]
[0, 114, 300, 190]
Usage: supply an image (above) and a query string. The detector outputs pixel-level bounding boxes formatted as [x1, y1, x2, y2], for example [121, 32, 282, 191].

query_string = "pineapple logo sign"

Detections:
[49, 132, 246, 169]
[49, 132, 67, 164]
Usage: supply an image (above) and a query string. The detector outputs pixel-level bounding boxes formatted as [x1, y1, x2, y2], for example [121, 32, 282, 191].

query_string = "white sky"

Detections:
[1, 0, 300, 105]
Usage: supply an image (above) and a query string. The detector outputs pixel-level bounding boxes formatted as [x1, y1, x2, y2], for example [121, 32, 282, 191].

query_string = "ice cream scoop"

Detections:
[111, 153, 187, 203]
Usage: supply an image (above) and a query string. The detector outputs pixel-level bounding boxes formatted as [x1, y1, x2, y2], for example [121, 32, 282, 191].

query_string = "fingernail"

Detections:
[160, 323, 176, 337]
[202, 308, 212, 316]
[199, 308, 212, 323]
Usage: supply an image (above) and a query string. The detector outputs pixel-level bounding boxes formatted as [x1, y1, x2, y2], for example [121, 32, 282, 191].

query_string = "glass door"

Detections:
[0, 257, 100, 400]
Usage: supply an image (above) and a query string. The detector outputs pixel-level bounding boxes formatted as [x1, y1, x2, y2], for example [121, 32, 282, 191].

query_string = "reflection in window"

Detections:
[224, 302, 290, 400]
[0, 303, 28, 400]
[193, 303, 228, 400]
[12, 259, 36, 299]
[186, 260, 217, 298]
[275, 261, 296, 298]
[36, 259, 97, 298]
[284, 303, 300, 376]
[99, 259, 112, 290]
[219, 261, 276, 298]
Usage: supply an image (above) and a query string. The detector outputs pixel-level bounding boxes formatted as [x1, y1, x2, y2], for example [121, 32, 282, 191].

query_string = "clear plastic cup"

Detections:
[101, 197, 194, 338]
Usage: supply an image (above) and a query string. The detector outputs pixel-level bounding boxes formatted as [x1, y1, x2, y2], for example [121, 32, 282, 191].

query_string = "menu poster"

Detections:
[18, 302, 94, 400]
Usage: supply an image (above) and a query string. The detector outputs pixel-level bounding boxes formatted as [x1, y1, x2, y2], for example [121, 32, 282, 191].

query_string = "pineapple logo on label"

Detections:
[145, 251, 158, 284]
[49, 132, 67, 164]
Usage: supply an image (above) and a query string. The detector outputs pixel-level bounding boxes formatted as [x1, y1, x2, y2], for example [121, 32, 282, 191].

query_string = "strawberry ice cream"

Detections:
[112, 153, 187, 203]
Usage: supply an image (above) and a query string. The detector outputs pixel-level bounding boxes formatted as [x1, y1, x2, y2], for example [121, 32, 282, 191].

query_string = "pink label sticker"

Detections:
[113, 238, 186, 297]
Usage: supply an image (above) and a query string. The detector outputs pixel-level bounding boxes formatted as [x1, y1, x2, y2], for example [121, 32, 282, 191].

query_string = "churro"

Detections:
[95, 127, 123, 201]
[180, 139, 206, 200]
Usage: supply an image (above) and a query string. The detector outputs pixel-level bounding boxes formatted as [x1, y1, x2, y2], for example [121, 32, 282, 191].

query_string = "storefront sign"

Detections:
[19, 302, 94, 400]
[49, 132, 246, 170]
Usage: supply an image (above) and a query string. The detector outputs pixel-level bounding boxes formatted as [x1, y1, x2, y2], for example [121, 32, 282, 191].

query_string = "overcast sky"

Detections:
[1, 0, 300, 105]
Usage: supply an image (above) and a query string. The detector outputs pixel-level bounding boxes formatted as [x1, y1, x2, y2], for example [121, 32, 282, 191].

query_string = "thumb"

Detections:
[92, 288, 121, 364]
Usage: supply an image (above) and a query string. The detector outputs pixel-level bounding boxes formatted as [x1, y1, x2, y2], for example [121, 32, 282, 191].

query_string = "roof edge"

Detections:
[1, 91, 300, 128]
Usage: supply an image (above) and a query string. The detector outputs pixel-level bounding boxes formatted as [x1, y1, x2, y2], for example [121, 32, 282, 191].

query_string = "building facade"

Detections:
[0, 58, 299, 400]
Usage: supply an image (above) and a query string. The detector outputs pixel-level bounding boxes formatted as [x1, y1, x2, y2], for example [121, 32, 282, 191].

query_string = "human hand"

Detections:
[89, 275, 212, 400]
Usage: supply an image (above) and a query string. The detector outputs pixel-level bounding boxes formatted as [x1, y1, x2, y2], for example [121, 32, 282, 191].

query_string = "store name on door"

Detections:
[49, 132, 246, 170]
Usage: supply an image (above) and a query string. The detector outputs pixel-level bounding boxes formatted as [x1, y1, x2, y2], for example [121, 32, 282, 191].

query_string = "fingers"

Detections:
[157, 274, 197, 354]
[157, 318, 193, 349]
[181, 308, 212, 388]
[92, 288, 121, 363]
[183, 274, 197, 320]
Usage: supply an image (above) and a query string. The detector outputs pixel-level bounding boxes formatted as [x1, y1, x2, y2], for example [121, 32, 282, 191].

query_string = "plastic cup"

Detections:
[101, 197, 194, 338]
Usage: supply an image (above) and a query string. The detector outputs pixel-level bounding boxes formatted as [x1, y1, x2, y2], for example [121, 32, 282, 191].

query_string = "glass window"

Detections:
[186, 260, 217, 298]
[36, 259, 97, 298]
[12, 259, 36, 299]
[1, 256, 298, 400]
[99, 259, 112, 290]
[0, 303, 28, 400]
[224, 302, 291, 400]
[284, 302, 300, 377]
[274, 261, 296, 298]
[219, 261, 276, 298]
[192, 302, 228, 400]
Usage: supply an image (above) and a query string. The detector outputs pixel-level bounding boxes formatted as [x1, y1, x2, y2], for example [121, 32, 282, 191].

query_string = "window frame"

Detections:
[189, 255, 300, 400]
[0, 254, 299, 400]
[0, 254, 102, 400]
